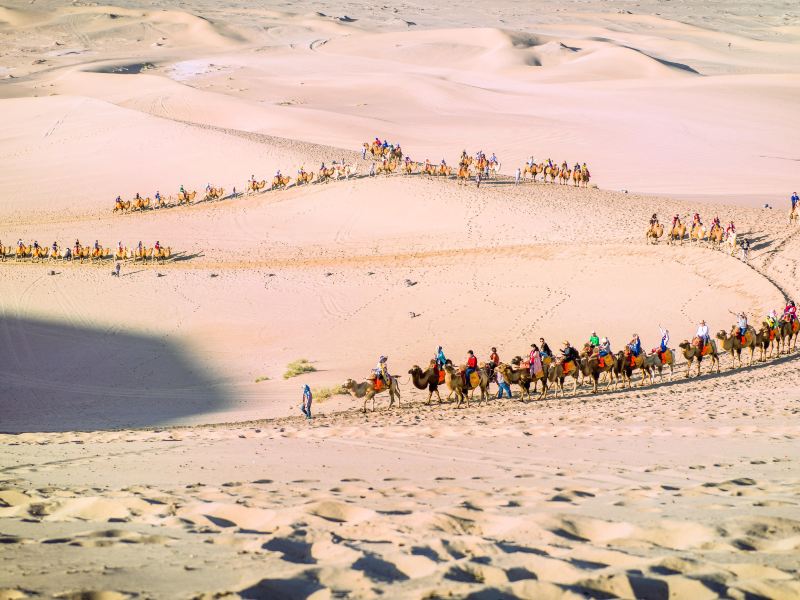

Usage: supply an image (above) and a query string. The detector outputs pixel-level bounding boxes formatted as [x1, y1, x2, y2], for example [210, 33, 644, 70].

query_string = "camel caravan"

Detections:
[647, 213, 742, 256]
[344, 305, 799, 412]
[1, 240, 174, 264]
[519, 158, 591, 187]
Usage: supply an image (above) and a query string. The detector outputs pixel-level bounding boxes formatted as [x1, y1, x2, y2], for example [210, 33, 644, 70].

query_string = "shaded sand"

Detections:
[2, 0, 800, 597]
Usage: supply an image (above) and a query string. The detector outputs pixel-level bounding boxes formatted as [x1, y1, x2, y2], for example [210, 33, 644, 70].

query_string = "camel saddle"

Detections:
[370, 376, 385, 392]
[701, 343, 711, 357]
[597, 355, 606, 368]
[469, 372, 480, 388]
[437, 369, 445, 385]
[658, 349, 672, 364]
[562, 360, 574, 374]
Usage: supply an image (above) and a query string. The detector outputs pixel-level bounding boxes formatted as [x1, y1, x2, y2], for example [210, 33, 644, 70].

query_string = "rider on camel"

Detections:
[650, 213, 659, 227]
[560, 341, 579, 366]
[726, 222, 736, 238]
[464, 350, 478, 386]
[375, 356, 390, 386]
[784, 300, 797, 323]
[628, 334, 642, 357]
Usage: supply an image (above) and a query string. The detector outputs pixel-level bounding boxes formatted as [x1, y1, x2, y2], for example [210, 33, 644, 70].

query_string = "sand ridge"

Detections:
[2, 0, 800, 597]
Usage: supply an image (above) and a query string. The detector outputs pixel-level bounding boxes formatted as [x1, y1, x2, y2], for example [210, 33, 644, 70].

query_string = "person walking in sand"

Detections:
[476, 172, 481, 188]
[515, 167, 521, 185]
[740, 238, 750, 262]
[495, 367, 511, 399]
[301, 384, 312, 419]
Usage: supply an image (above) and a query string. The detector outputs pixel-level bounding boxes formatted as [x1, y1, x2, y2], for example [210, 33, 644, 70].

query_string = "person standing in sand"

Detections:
[301, 385, 312, 419]
[515, 167, 521, 185]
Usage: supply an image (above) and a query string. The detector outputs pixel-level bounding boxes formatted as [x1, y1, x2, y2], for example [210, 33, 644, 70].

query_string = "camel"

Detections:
[344, 376, 401, 412]
[755, 324, 774, 362]
[544, 165, 559, 184]
[177, 190, 196, 205]
[524, 164, 540, 182]
[408, 363, 443, 405]
[402, 161, 417, 175]
[113, 199, 131, 213]
[579, 346, 618, 392]
[437, 164, 452, 177]
[774, 317, 799, 354]
[716, 327, 757, 368]
[443, 363, 489, 408]
[709, 224, 724, 250]
[578, 352, 617, 393]
[271, 175, 290, 190]
[295, 171, 314, 185]
[558, 168, 571, 185]
[542, 359, 580, 398]
[646, 223, 664, 244]
[644, 348, 675, 381]
[30, 246, 49, 262]
[456, 165, 471, 184]
[618, 349, 654, 388]
[579, 169, 590, 188]
[248, 180, 266, 193]
[497, 362, 548, 402]
[376, 160, 398, 175]
[204, 188, 225, 201]
[689, 223, 707, 245]
[154, 246, 172, 263]
[724, 231, 738, 256]
[678, 339, 720, 377]
[667, 219, 686, 245]
[132, 197, 151, 211]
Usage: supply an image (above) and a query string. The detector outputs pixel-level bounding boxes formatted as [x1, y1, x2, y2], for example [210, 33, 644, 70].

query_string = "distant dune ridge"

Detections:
[1, 0, 800, 598]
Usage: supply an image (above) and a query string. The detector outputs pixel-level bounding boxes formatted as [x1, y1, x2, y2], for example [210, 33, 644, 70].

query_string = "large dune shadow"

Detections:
[0, 316, 230, 433]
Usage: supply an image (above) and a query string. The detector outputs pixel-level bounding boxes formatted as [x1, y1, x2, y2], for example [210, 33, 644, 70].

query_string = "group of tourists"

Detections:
[349, 300, 798, 405]
[3, 238, 167, 262]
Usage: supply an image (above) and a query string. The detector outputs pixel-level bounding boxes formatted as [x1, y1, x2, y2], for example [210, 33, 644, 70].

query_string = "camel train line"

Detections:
[110, 140, 593, 217]
[363, 139, 593, 188]
[0, 240, 173, 264]
[344, 318, 799, 412]
[110, 162, 362, 215]
[647, 214, 742, 256]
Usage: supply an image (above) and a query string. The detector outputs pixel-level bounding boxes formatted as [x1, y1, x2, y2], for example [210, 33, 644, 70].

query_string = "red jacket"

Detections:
[467, 356, 478, 368]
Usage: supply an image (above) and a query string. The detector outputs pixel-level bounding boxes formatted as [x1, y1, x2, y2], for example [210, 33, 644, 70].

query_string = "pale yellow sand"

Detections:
[1, 1, 799, 597]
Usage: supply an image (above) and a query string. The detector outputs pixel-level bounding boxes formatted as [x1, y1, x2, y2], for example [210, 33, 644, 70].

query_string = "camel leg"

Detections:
[363, 397, 368, 413]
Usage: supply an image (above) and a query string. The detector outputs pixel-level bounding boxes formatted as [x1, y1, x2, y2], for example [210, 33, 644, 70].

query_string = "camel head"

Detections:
[716, 330, 728, 340]
[678, 340, 691, 350]
[343, 378, 357, 390]
[408, 365, 421, 375]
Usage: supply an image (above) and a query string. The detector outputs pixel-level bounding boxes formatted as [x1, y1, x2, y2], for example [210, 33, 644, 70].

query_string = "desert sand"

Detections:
[1, 0, 800, 598]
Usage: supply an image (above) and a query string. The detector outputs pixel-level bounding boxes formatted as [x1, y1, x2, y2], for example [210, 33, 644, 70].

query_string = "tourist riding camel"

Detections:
[464, 350, 478, 386]
[696, 320, 710, 346]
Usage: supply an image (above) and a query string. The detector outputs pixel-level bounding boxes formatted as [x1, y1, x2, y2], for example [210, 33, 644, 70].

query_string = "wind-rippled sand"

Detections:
[1, 0, 800, 597]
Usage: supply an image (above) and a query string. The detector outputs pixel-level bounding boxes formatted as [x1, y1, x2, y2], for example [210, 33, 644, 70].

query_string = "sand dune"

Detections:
[2, 0, 800, 597]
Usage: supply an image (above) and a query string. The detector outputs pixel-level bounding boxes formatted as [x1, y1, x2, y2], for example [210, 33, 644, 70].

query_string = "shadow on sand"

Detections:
[0, 315, 230, 433]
